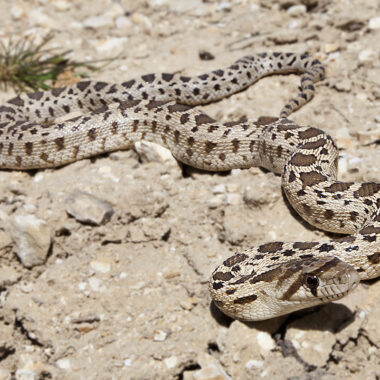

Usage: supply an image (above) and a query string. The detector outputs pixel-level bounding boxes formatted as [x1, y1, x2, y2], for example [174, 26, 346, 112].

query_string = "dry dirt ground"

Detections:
[0, 0, 379, 379]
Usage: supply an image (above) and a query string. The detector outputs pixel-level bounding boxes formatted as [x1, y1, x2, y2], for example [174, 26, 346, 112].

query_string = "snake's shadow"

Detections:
[210, 301, 355, 333]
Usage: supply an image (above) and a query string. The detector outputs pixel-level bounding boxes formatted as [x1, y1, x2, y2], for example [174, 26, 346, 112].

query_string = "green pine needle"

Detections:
[0, 34, 118, 92]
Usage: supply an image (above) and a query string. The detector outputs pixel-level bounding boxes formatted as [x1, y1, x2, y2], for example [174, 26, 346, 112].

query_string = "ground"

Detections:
[0, 0, 379, 379]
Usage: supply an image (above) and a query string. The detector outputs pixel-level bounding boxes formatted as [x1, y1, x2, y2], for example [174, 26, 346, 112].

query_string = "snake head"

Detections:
[297, 256, 360, 302]
[209, 255, 360, 321]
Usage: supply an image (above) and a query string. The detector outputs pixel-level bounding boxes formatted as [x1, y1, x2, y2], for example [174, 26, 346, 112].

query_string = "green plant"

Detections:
[0, 34, 116, 92]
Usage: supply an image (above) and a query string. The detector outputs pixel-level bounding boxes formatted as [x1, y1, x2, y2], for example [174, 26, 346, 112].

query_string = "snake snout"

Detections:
[316, 261, 360, 300]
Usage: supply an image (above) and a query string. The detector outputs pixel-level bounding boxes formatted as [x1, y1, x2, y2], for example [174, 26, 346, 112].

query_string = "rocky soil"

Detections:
[0, 0, 379, 379]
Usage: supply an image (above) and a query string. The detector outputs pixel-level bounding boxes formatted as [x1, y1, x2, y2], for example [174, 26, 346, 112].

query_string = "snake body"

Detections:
[0, 53, 379, 321]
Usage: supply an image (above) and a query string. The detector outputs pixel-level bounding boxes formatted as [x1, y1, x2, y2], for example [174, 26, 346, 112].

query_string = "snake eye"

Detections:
[305, 275, 319, 288]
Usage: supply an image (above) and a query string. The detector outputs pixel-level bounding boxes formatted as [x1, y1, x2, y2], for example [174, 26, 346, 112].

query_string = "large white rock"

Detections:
[10, 215, 51, 268]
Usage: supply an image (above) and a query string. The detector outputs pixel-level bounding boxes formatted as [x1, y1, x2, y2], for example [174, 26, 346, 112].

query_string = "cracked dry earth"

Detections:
[0, 0, 379, 379]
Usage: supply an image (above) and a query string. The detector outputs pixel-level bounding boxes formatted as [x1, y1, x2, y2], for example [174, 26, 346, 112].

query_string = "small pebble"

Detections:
[212, 184, 226, 194]
[164, 356, 177, 369]
[287, 5, 307, 16]
[56, 358, 71, 369]
[134, 141, 177, 166]
[256, 331, 275, 351]
[88, 277, 102, 292]
[245, 359, 264, 370]
[93, 37, 127, 54]
[358, 49, 375, 63]
[10, 4, 25, 19]
[153, 329, 168, 342]
[52, 0, 71, 11]
[124, 357, 134, 367]
[15, 369, 38, 380]
[180, 299, 194, 311]
[369, 17, 380, 30]
[64, 190, 114, 226]
[208, 195, 224, 208]
[83, 15, 114, 29]
[90, 259, 111, 273]
[324, 43, 340, 54]
[332, 78, 352, 92]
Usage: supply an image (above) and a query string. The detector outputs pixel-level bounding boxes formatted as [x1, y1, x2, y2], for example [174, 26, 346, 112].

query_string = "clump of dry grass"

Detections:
[0, 34, 116, 92]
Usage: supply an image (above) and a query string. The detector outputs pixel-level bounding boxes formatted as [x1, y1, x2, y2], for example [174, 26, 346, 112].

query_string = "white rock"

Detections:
[10, 5, 25, 20]
[64, 190, 114, 226]
[52, 0, 71, 11]
[93, 37, 128, 54]
[10, 215, 51, 268]
[33, 172, 44, 183]
[134, 141, 178, 167]
[207, 194, 224, 208]
[323, 43, 339, 53]
[56, 358, 71, 369]
[256, 331, 275, 351]
[287, 5, 307, 16]
[369, 17, 380, 30]
[15, 369, 37, 380]
[358, 49, 375, 63]
[212, 184, 226, 194]
[83, 15, 114, 29]
[153, 329, 168, 341]
[245, 359, 264, 370]
[164, 356, 177, 369]
[105, 3, 125, 19]
[88, 277, 102, 292]
[338, 153, 360, 176]
[150, 0, 169, 6]
[356, 92, 367, 101]
[90, 259, 111, 273]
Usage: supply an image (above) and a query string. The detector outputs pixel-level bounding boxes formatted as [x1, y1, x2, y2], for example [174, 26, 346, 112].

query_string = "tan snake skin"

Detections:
[0, 52, 379, 321]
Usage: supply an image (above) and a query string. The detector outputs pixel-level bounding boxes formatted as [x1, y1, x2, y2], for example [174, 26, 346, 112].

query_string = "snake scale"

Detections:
[0, 52, 379, 321]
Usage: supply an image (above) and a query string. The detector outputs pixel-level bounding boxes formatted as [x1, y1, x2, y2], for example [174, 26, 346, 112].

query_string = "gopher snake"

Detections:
[0, 53, 379, 321]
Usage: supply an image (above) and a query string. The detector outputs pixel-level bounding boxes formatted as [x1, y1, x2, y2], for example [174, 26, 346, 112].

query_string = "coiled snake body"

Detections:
[0, 53, 379, 320]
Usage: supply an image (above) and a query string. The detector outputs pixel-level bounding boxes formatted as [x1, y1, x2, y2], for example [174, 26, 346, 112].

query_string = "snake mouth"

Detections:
[317, 269, 360, 302]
